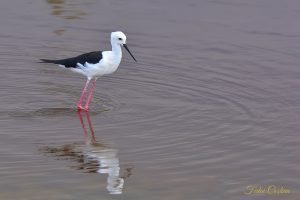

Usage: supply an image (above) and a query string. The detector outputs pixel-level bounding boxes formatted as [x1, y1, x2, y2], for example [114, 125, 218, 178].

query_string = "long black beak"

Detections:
[123, 44, 137, 62]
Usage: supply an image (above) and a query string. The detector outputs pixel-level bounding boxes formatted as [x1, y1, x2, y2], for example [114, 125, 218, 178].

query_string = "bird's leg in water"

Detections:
[77, 79, 90, 110]
[84, 79, 97, 111]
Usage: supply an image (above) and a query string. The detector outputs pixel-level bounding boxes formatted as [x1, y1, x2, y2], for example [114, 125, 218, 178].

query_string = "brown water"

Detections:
[0, 0, 300, 199]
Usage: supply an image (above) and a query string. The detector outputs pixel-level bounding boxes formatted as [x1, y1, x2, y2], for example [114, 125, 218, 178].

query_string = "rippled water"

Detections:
[0, 0, 300, 199]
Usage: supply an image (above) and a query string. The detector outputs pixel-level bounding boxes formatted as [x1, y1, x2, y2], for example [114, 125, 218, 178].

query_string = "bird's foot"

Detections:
[77, 105, 89, 111]
[83, 106, 89, 111]
[77, 105, 85, 110]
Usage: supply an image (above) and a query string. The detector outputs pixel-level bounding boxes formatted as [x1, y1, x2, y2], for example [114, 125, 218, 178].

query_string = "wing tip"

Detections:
[39, 59, 53, 63]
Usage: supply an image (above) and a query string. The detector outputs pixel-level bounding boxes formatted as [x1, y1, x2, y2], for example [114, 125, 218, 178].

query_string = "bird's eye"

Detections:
[118, 38, 122, 41]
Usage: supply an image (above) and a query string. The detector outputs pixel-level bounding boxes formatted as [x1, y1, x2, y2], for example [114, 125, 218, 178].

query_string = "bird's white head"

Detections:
[111, 31, 127, 45]
[110, 31, 137, 62]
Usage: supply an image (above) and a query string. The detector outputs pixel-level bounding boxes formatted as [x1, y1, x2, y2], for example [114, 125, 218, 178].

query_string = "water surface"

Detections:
[0, 0, 300, 199]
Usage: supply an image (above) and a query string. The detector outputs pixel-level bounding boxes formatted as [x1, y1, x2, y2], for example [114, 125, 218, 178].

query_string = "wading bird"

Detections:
[40, 31, 137, 111]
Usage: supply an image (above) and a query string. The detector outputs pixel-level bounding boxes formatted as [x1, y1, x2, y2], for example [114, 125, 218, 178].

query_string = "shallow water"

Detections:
[0, 0, 300, 199]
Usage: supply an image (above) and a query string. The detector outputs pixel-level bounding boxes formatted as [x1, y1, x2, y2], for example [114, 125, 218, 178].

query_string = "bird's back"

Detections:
[40, 51, 103, 68]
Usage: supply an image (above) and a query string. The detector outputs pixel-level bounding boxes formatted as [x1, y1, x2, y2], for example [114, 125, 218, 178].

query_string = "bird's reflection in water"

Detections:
[77, 111, 130, 194]
[41, 111, 132, 195]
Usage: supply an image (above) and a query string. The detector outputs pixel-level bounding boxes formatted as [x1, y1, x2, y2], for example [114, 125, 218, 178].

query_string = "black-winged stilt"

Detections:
[40, 31, 137, 111]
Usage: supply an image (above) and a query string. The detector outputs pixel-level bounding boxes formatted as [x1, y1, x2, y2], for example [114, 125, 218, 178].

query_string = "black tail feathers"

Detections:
[39, 59, 57, 63]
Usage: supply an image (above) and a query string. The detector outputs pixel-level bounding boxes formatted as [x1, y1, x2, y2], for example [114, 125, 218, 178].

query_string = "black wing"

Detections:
[40, 51, 103, 68]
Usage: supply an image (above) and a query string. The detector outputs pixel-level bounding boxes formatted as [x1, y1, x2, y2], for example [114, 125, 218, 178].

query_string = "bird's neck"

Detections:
[111, 42, 122, 57]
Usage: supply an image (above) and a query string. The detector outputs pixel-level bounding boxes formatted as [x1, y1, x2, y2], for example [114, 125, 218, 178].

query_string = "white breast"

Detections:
[88, 51, 121, 77]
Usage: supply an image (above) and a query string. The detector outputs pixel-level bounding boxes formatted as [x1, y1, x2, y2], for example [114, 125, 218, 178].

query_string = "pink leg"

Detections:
[77, 79, 90, 110]
[85, 111, 96, 143]
[84, 79, 96, 111]
[77, 110, 89, 144]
